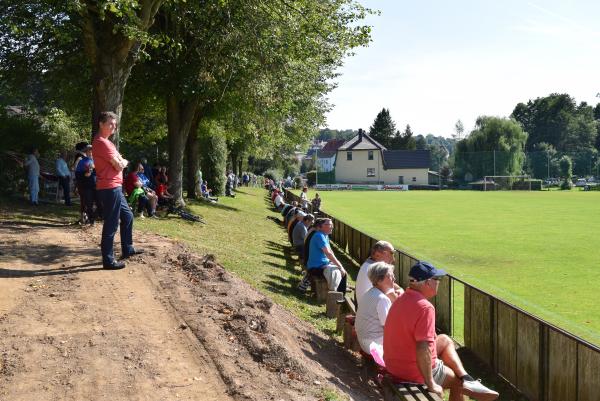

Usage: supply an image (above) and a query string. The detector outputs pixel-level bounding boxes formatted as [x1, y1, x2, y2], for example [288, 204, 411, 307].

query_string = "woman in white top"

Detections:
[354, 262, 401, 354]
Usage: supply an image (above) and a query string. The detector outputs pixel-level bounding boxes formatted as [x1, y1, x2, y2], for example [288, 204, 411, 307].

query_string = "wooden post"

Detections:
[326, 291, 344, 318]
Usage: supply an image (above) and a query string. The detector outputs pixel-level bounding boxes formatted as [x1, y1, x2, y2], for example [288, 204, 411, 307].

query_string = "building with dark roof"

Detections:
[335, 129, 431, 185]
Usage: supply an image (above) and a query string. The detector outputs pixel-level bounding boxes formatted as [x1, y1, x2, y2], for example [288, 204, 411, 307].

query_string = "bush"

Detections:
[199, 121, 227, 196]
[306, 170, 316, 186]
[560, 180, 573, 190]
[293, 176, 304, 189]
[512, 179, 543, 190]
[263, 169, 282, 183]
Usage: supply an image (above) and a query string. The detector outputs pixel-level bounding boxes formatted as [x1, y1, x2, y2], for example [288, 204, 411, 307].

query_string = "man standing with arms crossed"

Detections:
[93, 112, 143, 269]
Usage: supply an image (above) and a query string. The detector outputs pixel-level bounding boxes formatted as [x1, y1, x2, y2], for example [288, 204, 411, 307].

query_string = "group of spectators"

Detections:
[268, 186, 499, 401]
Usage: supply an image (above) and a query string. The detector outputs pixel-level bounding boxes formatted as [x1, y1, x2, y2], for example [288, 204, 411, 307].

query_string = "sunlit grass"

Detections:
[312, 189, 600, 345]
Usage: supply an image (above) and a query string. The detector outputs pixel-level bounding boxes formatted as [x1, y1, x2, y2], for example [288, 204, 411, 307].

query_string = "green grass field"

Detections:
[314, 189, 600, 345]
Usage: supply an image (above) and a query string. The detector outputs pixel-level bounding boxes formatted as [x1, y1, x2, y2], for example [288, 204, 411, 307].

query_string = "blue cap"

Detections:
[409, 261, 446, 281]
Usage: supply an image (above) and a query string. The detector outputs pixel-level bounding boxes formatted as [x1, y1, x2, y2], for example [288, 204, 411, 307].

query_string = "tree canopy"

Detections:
[454, 116, 527, 182]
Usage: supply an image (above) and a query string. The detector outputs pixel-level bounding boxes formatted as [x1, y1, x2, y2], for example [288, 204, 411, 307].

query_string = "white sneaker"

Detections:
[462, 379, 499, 401]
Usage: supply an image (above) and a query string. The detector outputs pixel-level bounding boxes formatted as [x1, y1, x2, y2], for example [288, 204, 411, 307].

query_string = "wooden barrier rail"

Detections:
[284, 189, 600, 401]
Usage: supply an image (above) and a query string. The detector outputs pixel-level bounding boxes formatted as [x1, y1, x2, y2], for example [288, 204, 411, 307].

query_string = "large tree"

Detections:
[369, 108, 396, 148]
[0, 0, 166, 144]
[512, 93, 597, 153]
[137, 0, 372, 203]
[454, 116, 527, 182]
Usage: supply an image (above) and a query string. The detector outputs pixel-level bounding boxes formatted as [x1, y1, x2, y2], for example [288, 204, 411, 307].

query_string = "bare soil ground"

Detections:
[0, 215, 381, 400]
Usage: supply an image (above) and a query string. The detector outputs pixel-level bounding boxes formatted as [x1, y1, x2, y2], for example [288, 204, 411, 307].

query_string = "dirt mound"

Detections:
[151, 247, 381, 400]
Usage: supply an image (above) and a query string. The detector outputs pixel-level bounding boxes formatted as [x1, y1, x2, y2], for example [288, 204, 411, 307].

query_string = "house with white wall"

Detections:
[334, 130, 430, 185]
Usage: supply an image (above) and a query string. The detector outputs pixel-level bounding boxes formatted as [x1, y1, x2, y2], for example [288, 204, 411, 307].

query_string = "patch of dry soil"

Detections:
[0, 217, 381, 400]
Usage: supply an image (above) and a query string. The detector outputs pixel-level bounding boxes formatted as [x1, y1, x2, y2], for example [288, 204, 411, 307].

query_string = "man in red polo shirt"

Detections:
[93, 111, 143, 269]
[383, 261, 498, 401]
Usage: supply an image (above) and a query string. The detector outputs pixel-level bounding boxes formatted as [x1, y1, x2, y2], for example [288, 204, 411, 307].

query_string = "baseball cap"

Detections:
[409, 261, 446, 282]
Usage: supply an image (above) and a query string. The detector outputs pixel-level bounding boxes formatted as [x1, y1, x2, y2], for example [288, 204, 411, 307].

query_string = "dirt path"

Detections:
[0, 220, 232, 401]
[0, 216, 381, 400]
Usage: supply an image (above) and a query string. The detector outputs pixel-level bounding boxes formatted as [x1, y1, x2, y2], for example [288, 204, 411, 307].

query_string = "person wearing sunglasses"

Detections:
[383, 261, 498, 401]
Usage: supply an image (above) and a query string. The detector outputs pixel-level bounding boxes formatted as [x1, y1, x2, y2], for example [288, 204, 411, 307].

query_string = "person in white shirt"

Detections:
[355, 240, 403, 305]
[55, 151, 72, 206]
[354, 262, 400, 354]
[23, 147, 41, 205]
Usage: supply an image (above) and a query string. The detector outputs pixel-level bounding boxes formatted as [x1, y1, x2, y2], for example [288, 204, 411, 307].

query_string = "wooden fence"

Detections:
[284, 190, 600, 401]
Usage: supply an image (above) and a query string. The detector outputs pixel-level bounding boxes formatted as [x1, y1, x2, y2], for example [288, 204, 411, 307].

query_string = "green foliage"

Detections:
[199, 120, 227, 196]
[391, 124, 416, 150]
[263, 169, 282, 183]
[306, 170, 317, 186]
[559, 155, 573, 189]
[317, 128, 357, 142]
[454, 116, 527, 182]
[0, 109, 45, 153]
[40, 108, 86, 152]
[527, 143, 559, 179]
[369, 108, 396, 148]
[512, 94, 598, 153]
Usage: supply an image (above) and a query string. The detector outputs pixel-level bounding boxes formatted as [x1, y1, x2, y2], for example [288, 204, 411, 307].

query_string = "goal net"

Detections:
[483, 175, 531, 191]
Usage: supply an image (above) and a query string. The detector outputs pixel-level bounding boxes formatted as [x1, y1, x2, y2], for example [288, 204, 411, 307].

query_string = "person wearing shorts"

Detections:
[383, 261, 499, 401]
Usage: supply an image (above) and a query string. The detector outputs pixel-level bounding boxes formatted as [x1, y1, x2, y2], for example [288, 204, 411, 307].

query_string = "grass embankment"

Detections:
[0, 189, 358, 336]
[309, 189, 600, 345]
[134, 187, 359, 335]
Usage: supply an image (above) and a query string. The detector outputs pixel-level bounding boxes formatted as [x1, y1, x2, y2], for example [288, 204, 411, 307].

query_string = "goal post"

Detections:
[483, 175, 531, 191]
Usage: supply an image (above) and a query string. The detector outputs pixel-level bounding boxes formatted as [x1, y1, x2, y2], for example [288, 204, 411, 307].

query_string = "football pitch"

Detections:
[316, 189, 600, 345]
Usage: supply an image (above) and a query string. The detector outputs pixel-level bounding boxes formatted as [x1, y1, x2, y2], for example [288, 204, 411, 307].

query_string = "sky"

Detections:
[325, 0, 600, 137]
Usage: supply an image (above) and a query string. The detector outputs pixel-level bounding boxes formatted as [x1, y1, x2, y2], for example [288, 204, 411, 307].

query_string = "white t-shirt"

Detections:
[355, 258, 375, 305]
[354, 286, 392, 353]
[274, 194, 284, 207]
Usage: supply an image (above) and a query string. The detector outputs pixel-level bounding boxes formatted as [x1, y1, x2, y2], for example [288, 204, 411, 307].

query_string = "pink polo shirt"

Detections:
[92, 135, 123, 190]
[383, 288, 437, 383]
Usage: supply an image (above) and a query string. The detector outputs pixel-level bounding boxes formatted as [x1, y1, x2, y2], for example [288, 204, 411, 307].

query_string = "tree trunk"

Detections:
[167, 95, 199, 205]
[80, 0, 165, 146]
[238, 157, 243, 177]
[185, 110, 202, 199]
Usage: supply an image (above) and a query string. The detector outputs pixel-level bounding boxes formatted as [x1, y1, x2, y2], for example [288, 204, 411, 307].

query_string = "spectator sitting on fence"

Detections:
[55, 151, 72, 206]
[355, 241, 403, 306]
[200, 180, 218, 202]
[355, 262, 397, 354]
[311, 193, 321, 213]
[306, 217, 347, 293]
[383, 261, 499, 401]
[288, 209, 306, 244]
[297, 222, 318, 292]
[292, 213, 314, 259]
[284, 204, 299, 227]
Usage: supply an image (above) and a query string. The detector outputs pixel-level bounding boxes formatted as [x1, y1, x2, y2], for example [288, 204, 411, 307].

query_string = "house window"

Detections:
[412, 177, 417, 182]
[398, 176, 404, 184]
[368, 150, 373, 160]
[347, 151, 352, 161]
[367, 168, 375, 177]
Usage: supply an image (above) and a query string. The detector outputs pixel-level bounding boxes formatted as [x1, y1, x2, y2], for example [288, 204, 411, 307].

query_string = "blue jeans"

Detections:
[97, 187, 134, 265]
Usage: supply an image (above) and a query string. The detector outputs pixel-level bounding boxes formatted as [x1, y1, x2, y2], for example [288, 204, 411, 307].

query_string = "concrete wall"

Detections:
[335, 149, 428, 185]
